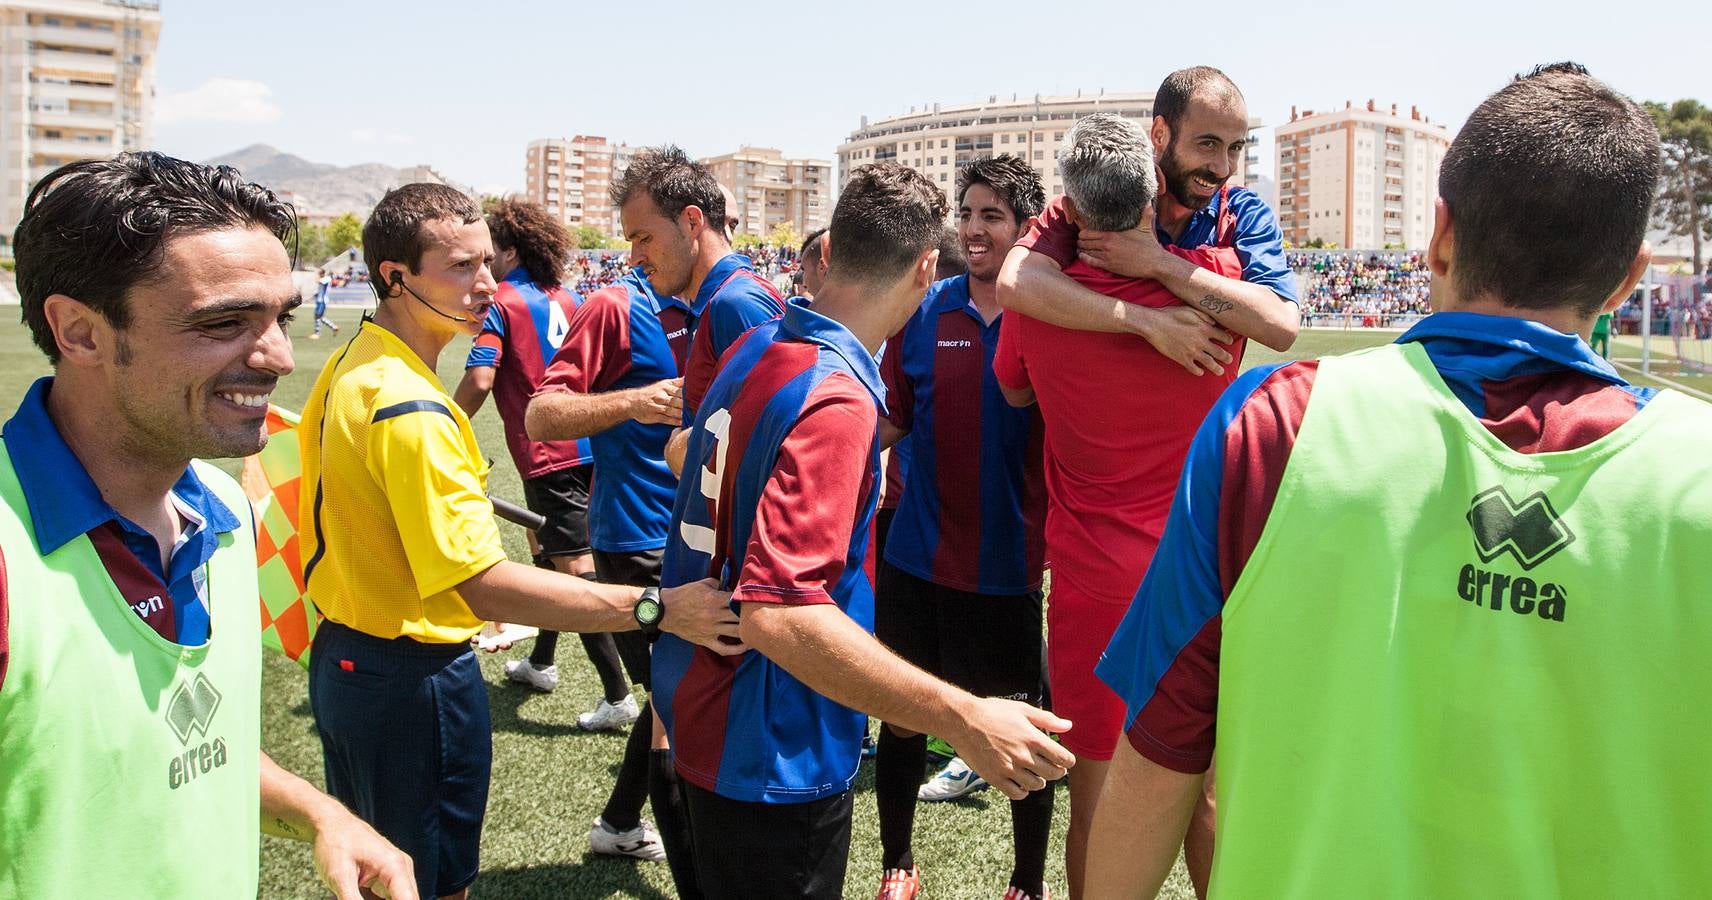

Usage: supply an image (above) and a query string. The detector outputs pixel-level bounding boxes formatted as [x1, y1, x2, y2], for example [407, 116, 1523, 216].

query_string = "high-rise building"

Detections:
[0, 0, 161, 248]
[523, 135, 634, 237]
[698, 146, 830, 240]
[1275, 101, 1450, 249]
[837, 91, 1256, 207]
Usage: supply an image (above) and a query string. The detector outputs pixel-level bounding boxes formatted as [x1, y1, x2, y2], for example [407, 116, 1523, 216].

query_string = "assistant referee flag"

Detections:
[240, 404, 319, 666]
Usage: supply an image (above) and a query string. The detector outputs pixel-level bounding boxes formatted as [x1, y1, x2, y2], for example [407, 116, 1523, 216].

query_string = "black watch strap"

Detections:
[635, 586, 664, 639]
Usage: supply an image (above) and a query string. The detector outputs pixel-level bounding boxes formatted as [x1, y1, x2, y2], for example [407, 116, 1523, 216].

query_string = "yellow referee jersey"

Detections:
[299, 321, 506, 643]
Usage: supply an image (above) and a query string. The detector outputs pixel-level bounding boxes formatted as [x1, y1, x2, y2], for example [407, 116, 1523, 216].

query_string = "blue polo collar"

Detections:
[692, 253, 754, 315]
[780, 303, 888, 411]
[1, 377, 241, 556]
[1398, 311, 1627, 386]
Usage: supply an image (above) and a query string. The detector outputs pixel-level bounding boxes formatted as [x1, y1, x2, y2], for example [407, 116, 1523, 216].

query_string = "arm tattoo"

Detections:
[1198, 295, 1234, 315]
[274, 818, 302, 838]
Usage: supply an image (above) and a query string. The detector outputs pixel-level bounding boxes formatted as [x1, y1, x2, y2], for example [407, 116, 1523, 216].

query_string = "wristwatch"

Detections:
[635, 586, 664, 640]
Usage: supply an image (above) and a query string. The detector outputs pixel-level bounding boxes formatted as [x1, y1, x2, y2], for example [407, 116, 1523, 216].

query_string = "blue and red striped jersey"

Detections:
[1096, 312, 1659, 773]
[680, 253, 786, 424]
[465, 269, 593, 478]
[881, 275, 1045, 594]
[536, 272, 693, 553]
[655, 303, 885, 804]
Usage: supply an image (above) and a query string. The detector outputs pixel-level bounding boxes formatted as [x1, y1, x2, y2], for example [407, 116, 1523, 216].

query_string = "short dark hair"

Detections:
[13, 151, 296, 364]
[1439, 62, 1659, 316]
[1154, 66, 1242, 133]
[363, 183, 482, 300]
[487, 197, 570, 288]
[827, 164, 948, 287]
[610, 145, 726, 238]
[957, 155, 1046, 224]
[935, 225, 967, 280]
[800, 227, 827, 259]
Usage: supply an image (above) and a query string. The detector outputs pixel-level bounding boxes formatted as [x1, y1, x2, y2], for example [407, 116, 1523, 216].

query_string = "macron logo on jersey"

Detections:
[666, 327, 690, 341]
[936, 339, 973, 349]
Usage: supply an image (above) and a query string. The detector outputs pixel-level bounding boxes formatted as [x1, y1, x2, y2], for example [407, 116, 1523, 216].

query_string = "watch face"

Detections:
[637, 596, 663, 625]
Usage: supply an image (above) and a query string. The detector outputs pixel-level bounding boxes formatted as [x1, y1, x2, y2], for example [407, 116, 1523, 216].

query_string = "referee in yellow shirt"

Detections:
[299, 183, 743, 900]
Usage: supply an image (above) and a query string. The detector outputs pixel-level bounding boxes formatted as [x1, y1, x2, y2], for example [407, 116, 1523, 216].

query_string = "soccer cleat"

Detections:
[307, 332, 321, 340]
[926, 735, 956, 762]
[1001, 886, 1050, 900]
[875, 866, 920, 900]
[589, 817, 666, 861]
[502, 659, 558, 693]
[861, 733, 878, 759]
[577, 694, 641, 732]
[918, 756, 988, 801]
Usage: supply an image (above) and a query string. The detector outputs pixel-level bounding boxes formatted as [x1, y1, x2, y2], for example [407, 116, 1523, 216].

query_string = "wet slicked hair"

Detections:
[14, 151, 296, 363]
[1439, 62, 1659, 315]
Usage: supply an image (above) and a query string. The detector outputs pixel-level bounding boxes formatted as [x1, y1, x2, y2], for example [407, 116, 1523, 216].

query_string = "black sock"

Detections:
[650, 747, 704, 899]
[875, 727, 926, 871]
[529, 629, 559, 667]
[599, 700, 652, 831]
[1008, 784, 1054, 897]
[579, 633, 631, 703]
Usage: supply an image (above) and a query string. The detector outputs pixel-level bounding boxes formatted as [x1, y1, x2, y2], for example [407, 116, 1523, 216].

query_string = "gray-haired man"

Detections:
[993, 112, 1245, 898]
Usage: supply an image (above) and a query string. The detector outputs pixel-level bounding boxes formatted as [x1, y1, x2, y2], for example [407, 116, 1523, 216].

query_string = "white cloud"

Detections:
[157, 78, 283, 126]
[349, 128, 412, 146]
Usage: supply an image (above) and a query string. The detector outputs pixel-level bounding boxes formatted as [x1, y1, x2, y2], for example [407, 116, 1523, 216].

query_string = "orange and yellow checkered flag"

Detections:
[240, 405, 319, 667]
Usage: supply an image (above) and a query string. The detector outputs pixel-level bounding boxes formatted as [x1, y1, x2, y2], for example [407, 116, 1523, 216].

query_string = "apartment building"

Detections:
[523, 135, 635, 237]
[1275, 101, 1450, 249]
[698, 146, 830, 239]
[0, 0, 160, 248]
[838, 91, 1256, 208]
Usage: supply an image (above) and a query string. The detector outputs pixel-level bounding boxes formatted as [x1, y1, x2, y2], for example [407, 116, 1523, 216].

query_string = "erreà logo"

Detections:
[1466, 487, 1575, 571]
[165, 673, 222, 745]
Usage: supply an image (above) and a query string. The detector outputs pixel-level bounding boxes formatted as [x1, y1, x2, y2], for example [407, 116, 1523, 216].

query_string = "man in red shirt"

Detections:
[993, 112, 1244, 899]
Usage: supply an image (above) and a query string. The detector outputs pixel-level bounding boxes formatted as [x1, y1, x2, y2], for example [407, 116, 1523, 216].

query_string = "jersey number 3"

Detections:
[679, 407, 731, 556]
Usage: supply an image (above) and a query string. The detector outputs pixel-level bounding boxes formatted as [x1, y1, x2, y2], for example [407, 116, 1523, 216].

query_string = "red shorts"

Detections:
[1046, 582, 1131, 761]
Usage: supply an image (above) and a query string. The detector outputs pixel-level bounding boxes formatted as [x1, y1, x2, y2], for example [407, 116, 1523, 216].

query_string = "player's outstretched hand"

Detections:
[661, 577, 747, 656]
[952, 698, 1075, 800]
[632, 377, 685, 426]
[1143, 304, 1235, 376]
[312, 805, 417, 900]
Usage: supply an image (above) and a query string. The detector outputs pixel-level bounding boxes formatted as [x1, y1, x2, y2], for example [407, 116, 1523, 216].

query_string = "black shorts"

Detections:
[874, 562, 1045, 705]
[874, 506, 897, 573]
[682, 783, 852, 900]
[594, 547, 663, 690]
[521, 464, 593, 558]
[308, 621, 490, 898]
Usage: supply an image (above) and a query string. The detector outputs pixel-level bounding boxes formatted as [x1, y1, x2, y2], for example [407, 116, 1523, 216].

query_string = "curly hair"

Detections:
[487, 197, 570, 287]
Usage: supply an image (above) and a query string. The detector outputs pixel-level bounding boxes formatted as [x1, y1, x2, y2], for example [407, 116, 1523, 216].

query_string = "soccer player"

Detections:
[871, 156, 1051, 900]
[998, 69, 1301, 895]
[611, 148, 786, 428]
[310, 267, 339, 338]
[451, 198, 637, 734]
[524, 155, 729, 891]
[997, 66, 1297, 372]
[799, 227, 829, 298]
[1, 152, 416, 899]
[301, 183, 741, 900]
[992, 112, 1249, 898]
[654, 163, 1074, 900]
[1089, 62, 1712, 897]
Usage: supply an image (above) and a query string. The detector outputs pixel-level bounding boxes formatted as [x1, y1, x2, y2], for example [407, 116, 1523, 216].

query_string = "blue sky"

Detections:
[151, 0, 1710, 196]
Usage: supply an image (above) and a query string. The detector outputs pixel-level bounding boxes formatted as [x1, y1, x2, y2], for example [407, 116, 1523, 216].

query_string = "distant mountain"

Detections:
[204, 144, 417, 217]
